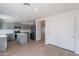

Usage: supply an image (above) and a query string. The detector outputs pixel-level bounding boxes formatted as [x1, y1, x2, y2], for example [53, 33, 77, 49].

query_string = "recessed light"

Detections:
[34, 8, 38, 11]
[15, 15, 18, 17]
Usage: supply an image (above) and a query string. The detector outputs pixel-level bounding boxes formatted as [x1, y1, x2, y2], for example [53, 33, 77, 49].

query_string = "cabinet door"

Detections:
[2, 22, 8, 29]
[8, 23, 14, 29]
[2, 22, 14, 29]
[60, 17, 74, 51]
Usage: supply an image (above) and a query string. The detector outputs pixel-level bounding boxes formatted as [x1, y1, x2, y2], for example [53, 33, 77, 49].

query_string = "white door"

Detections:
[45, 16, 74, 51]
[46, 18, 59, 46]
[58, 19, 64, 48]
[75, 15, 79, 53]
[60, 17, 75, 51]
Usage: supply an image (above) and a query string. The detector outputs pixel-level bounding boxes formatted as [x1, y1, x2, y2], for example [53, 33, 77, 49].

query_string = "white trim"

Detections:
[75, 51, 79, 54]
[36, 18, 45, 22]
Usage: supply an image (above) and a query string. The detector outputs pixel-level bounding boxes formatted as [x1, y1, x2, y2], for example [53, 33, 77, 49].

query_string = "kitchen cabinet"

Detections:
[21, 24, 29, 29]
[1, 22, 14, 29]
[0, 22, 2, 29]
[17, 33, 27, 45]
[0, 22, 30, 30]
[0, 34, 7, 51]
[14, 22, 30, 29]
[7, 33, 15, 40]
[14, 22, 21, 29]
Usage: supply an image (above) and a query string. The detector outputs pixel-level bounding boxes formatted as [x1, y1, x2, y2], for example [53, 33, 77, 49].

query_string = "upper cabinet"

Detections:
[0, 22, 30, 30]
[14, 22, 30, 29]
[21, 24, 29, 29]
[0, 22, 2, 29]
[2, 22, 14, 29]
[0, 22, 14, 29]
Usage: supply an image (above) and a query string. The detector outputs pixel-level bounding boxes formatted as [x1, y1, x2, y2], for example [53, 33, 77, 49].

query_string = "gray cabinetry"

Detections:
[1, 22, 14, 29]
[0, 35, 7, 51]
[7, 33, 15, 40]
[0, 22, 30, 30]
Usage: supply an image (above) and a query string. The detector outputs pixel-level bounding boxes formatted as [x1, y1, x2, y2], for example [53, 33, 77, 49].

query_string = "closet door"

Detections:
[58, 19, 64, 48]
[75, 15, 79, 53]
[46, 16, 75, 51]
[60, 17, 75, 51]
[46, 18, 59, 46]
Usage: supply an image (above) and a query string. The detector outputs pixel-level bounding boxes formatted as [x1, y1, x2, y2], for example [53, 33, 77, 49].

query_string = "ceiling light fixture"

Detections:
[34, 8, 38, 11]
[23, 3, 30, 6]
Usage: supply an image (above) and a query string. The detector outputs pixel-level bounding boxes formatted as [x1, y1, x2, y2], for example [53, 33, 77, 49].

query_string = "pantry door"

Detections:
[45, 18, 59, 46]
[60, 17, 75, 51]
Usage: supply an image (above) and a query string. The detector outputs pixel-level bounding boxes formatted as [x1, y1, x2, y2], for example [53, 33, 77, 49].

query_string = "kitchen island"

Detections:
[0, 29, 31, 51]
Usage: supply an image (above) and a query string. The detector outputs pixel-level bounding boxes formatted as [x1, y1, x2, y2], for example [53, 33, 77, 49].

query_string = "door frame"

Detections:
[35, 18, 45, 41]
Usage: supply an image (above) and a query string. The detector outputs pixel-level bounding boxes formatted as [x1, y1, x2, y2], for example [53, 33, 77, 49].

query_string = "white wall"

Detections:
[44, 9, 79, 54]
[35, 9, 79, 54]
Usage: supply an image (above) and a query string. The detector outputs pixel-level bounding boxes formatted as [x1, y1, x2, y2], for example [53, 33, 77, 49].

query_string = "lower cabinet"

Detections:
[16, 33, 27, 45]
[0, 36, 7, 51]
[7, 33, 15, 40]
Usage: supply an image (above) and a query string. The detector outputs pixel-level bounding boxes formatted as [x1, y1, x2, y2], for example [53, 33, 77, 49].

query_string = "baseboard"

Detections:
[35, 39, 40, 41]
[45, 41, 49, 44]
[75, 51, 79, 54]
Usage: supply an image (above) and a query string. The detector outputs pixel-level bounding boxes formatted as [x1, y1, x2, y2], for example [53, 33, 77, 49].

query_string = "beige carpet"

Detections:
[0, 39, 78, 56]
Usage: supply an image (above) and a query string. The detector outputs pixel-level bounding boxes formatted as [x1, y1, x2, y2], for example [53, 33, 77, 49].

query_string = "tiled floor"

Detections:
[0, 39, 79, 56]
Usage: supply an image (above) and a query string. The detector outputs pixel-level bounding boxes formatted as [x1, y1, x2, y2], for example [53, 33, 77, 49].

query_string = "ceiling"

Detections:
[0, 3, 79, 24]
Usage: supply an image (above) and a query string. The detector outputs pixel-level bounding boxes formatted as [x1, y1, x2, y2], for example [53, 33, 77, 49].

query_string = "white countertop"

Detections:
[14, 29, 31, 33]
[0, 30, 14, 34]
[0, 34, 7, 37]
[17, 33, 27, 35]
[0, 29, 31, 34]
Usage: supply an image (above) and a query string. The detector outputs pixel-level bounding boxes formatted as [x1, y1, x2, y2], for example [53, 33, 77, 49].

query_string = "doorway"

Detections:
[36, 19, 45, 43]
[40, 20, 45, 43]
